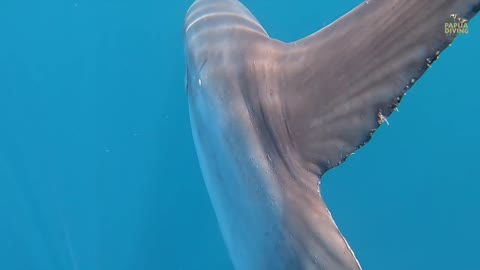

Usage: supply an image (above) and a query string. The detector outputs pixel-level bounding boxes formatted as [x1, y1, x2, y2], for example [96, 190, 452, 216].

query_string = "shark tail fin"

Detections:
[275, 0, 479, 177]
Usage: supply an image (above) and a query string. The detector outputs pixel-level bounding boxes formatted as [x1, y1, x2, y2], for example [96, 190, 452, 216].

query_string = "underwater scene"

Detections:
[1, 0, 479, 269]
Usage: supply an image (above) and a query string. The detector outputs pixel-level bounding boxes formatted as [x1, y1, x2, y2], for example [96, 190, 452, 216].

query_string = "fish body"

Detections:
[183, 1, 480, 269]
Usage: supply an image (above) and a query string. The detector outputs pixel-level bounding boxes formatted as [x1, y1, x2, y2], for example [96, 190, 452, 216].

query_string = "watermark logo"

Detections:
[445, 14, 469, 35]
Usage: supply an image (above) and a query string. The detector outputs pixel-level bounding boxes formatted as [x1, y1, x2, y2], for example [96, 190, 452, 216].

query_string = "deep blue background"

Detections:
[0, 0, 479, 269]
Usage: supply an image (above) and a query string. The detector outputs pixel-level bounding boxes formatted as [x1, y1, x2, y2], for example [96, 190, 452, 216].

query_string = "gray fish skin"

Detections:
[183, 0, 480, 269]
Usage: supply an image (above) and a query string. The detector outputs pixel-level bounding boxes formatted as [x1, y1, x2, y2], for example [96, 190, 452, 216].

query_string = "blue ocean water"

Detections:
[0, 0, 478, 269]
